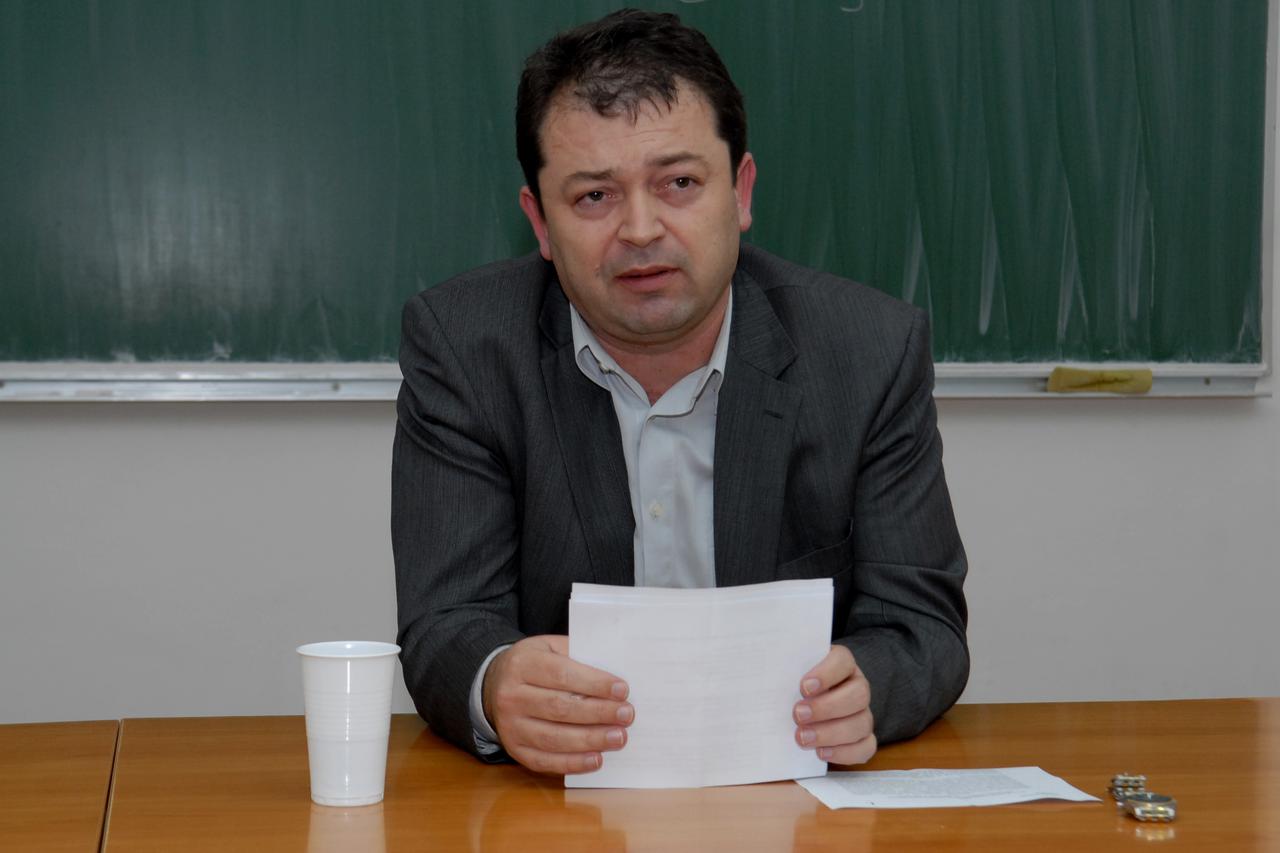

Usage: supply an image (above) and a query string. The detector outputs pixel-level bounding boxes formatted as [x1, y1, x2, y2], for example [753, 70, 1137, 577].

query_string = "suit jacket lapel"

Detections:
[714, 268, 802, 588]
[539, 281, 635, 587]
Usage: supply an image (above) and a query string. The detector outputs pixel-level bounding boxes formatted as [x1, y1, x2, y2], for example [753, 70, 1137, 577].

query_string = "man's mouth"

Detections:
[615, 265, 678, 284]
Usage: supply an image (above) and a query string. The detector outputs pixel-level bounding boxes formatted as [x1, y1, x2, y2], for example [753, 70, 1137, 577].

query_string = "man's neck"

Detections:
[595, 292, 730, 405]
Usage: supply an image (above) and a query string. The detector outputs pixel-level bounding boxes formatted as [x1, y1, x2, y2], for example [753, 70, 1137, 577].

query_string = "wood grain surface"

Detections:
[0, 720, 118, 852]
[100, 699, 1280, 851]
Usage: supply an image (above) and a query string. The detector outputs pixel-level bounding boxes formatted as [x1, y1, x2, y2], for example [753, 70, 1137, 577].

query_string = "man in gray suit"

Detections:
[392, 9, 968, 776]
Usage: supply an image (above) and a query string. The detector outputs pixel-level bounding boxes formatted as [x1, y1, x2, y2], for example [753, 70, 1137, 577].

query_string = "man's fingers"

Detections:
[524, 684, 635, 726]
[514, 747, 605, 776]
[800, 644, 857, 698]
[794, 672, 869, 725]
[521, 637, 628, 700]
[516, 718, 629, 755]
[795, 707, 874, 751]
[816, 733, 878, 767]
[792, 645, 877, 767]
[487, 635, 628, 727]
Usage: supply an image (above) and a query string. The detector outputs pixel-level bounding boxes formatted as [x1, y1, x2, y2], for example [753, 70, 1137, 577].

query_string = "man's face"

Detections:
[519, 83, 756, 353]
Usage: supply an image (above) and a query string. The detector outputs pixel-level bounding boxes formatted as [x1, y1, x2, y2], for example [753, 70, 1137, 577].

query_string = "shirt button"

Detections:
[648, 501, 664, 520]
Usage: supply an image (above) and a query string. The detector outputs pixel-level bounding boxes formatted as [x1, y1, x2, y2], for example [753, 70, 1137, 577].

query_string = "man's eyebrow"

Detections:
[649, 151, 709, 169]
[563, 168, 615, 188]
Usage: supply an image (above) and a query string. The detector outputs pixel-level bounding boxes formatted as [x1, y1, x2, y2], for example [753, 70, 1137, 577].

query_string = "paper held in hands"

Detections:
[567, 579, 834, 789]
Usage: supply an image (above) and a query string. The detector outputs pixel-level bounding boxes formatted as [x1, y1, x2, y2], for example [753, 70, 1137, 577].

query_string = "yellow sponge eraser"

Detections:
[1046, 367, 1153, 394]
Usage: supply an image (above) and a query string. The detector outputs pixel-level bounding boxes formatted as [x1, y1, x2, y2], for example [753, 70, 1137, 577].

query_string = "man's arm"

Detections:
[793, 309, 968, 760]
[392, 293, 633, 768]
[392, 292, 527, 757]
[843, 309, 968, 742]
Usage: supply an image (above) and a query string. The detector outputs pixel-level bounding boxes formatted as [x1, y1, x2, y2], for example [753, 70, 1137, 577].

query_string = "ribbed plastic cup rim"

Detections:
[296, 641, 401, 659]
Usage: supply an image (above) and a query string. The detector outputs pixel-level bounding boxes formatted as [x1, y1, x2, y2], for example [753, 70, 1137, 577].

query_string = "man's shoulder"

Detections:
[737, 244, 921, 339]
[399, 252, 558, 371]
[409, 251, 551, 317]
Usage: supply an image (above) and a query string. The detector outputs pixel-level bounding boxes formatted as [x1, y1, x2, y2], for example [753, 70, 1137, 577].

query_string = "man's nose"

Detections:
[617, 194, 665, 247]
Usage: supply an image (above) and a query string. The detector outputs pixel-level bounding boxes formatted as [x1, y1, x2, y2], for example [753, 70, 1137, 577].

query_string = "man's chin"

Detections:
[608, 312, 704, 348]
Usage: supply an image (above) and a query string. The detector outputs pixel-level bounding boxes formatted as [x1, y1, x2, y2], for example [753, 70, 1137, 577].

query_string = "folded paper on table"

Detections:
[567, 579, 834, 789]
[797, 767, 1102, 809]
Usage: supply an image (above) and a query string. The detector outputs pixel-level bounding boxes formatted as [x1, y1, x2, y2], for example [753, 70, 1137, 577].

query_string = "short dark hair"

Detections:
[515, 8, 748, 202]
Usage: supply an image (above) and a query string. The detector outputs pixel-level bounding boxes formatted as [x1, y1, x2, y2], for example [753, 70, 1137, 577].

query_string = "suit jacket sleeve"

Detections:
[391, 292, 524, 759]
[837, 308, 969, 744]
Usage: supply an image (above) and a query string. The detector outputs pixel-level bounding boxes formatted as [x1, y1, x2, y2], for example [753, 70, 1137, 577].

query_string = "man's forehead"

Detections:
[539, 85, 721, 167]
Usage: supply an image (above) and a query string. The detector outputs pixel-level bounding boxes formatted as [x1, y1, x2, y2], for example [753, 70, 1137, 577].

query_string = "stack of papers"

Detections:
[567, 579, 834, 789]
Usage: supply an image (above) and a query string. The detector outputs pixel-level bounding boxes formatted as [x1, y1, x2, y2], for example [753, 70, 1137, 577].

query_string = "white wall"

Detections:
[943, 391, 1280, 703]
[0, 401, 411, 721]
[2, 352, 1277, 723]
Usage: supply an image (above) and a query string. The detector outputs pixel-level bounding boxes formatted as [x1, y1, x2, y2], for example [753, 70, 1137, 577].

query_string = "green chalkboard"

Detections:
[0, 0, 1267, 363]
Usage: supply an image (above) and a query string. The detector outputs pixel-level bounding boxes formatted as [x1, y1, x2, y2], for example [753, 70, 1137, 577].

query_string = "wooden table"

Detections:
[101, 699, 1280, 851]
[0, 720, 118, 852]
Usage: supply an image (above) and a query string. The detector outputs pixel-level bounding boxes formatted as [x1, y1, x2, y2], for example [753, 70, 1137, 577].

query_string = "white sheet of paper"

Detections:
[797, 767, 1102, 809]
[567, 579, 833, 789]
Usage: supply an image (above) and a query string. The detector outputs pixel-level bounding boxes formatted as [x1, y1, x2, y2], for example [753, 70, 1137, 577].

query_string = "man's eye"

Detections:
[672, 177, 694, 189]
[581, 190, 607, 204]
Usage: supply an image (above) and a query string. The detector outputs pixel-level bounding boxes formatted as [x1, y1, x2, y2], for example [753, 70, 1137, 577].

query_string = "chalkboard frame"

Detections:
[0, 356, 1267, 401]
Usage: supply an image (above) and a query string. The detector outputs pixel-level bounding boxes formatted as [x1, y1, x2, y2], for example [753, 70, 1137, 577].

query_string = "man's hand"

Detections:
[793, 644, 877, 765]
[483, 634, 634, 775]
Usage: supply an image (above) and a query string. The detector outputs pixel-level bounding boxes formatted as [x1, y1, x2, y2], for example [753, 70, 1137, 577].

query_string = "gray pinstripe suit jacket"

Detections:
[392, 244, 968, 760]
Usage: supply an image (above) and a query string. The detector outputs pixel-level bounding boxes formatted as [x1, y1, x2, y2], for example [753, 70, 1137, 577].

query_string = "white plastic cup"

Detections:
[297, 640, 401, 806]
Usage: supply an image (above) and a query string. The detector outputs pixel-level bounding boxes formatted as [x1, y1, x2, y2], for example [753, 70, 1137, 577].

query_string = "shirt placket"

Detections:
[637, 414, 678, 587]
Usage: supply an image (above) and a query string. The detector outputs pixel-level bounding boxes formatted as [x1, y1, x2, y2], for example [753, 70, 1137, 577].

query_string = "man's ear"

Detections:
[519, 186, 553, 261]
[734, 153, 757, 233]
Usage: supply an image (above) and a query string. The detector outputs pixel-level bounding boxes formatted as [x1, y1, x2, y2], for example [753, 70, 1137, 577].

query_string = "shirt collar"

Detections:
[570, 288, 733, 403]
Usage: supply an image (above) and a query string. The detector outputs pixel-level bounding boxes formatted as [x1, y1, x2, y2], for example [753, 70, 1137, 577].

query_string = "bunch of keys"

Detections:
[1109, 774, 1177, 822]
